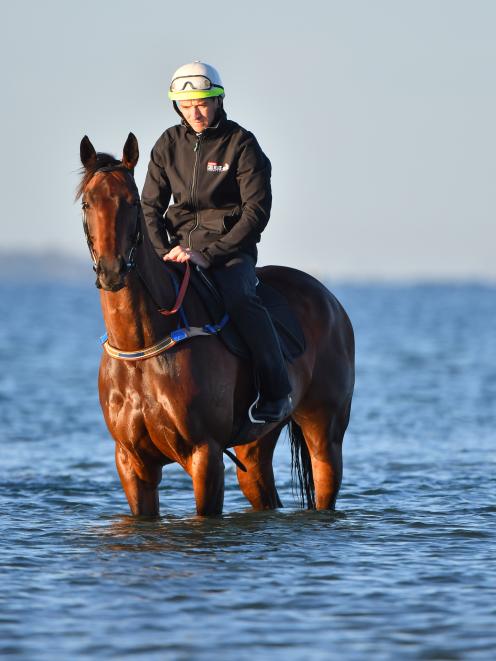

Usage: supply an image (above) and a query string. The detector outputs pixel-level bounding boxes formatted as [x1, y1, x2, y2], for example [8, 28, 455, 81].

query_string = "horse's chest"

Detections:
[100, 360, 190, 437]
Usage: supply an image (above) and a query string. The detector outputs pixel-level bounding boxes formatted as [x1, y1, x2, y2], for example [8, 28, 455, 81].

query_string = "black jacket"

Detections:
[141, 110, 272, 266]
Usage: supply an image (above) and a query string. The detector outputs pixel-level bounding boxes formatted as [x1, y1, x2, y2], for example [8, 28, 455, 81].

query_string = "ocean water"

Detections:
[0, 281, 495, 660]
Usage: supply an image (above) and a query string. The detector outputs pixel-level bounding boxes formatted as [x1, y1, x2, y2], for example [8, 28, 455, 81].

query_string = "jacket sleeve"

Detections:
[202, 133, 272, 265]
[141, 139, 173, 258]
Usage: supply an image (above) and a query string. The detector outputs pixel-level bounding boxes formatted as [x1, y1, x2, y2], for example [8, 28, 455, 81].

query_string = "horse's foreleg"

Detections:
[115, 443, 162, 516]
[233, 428, 283, 510]
[189, 443, 224, 516]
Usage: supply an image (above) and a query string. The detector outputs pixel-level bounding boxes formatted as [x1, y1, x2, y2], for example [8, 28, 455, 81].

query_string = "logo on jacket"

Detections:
[207, 161, 230, 173]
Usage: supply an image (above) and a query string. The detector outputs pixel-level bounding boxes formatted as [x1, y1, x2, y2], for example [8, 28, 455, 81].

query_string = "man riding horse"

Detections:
[141, 61, 292, 424]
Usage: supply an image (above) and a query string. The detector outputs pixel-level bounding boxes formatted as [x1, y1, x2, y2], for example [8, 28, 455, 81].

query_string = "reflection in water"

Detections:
[96, 509, 345, 555]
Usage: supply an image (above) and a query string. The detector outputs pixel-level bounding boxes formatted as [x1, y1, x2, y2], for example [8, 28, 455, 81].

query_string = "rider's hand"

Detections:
[163, 245, 187, 262]
[163, 246, 210, 268]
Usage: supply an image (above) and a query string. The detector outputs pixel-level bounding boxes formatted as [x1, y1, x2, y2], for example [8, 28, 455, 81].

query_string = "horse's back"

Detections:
[257, 265, 353, 340]
[257, 265, 355, 402]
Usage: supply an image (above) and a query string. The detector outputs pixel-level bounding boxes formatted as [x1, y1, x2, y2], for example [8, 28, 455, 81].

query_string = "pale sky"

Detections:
[1, 0, 494, 280]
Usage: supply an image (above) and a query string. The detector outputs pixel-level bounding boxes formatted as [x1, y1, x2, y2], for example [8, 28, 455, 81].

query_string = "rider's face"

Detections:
[178, 98, 218, 133]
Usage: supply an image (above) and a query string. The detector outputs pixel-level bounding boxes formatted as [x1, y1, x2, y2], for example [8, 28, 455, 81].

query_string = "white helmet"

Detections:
[168, 61, 224, 101]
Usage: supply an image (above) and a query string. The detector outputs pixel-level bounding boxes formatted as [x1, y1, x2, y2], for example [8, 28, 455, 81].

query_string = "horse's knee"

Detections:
[115, 444, 161, 516]
[116, 442, 162, 486]
[190, 444, 224, 516]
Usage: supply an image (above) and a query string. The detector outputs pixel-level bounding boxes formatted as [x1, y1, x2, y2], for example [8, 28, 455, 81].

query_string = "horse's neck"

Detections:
[99, 271, 173, 351]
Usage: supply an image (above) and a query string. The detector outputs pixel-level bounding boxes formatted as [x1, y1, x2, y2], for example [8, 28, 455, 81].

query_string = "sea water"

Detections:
[0, 282, 495, 660]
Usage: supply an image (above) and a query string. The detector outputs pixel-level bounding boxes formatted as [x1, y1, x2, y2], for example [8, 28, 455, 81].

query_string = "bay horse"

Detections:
[77, 133, 355, 517]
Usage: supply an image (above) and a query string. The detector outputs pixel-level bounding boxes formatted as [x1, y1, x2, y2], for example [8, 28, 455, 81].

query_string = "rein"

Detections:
[158, 261, 191, 317]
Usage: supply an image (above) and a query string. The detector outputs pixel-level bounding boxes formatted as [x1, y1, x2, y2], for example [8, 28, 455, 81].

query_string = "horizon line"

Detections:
[0, 248, 495, 286]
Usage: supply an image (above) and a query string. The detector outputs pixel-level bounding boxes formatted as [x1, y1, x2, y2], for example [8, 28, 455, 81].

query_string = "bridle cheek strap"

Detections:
[82, 206, 142, 276]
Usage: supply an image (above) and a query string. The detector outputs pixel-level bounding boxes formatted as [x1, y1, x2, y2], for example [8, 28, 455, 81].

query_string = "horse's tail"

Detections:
[288, 419, 315, 509]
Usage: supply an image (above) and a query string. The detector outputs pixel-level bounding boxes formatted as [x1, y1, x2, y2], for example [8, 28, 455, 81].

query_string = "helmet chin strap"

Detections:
[172, 100, 183, 119]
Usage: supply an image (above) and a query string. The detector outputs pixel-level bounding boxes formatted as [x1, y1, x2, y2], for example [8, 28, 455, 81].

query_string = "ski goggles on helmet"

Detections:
[168, 75, 224, 101]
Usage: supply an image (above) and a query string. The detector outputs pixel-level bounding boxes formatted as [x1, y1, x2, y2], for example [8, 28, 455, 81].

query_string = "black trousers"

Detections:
[211, 254, 292, 400]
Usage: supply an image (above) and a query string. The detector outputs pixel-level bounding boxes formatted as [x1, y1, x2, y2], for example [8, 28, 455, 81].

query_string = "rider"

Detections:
[141, 61, 292, 423]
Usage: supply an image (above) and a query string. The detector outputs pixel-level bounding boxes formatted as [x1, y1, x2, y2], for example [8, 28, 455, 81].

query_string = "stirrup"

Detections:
[248, 392, 266, 424]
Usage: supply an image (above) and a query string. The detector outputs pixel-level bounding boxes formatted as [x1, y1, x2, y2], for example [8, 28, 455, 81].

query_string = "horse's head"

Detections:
[77, 133, 141, 291]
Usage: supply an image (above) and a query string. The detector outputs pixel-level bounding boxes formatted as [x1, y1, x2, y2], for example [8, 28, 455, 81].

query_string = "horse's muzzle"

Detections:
[95, 256, 129, 291]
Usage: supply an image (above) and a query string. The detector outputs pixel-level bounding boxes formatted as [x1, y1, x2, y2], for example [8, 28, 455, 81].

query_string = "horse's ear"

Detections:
[122, 132, 139, 170]
[80, 135, 97, 169]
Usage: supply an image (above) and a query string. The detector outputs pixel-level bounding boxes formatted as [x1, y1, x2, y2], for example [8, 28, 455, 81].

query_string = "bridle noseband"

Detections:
[81, 165, 142, 278]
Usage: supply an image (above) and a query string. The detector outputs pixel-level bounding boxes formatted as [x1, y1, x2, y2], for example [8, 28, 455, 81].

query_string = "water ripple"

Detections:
[0, 283, 495, 659]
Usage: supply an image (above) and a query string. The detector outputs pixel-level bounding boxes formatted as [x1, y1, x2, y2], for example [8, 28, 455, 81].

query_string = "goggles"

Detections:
[169, 75, 224, 100]
[170, 75, 223, 92]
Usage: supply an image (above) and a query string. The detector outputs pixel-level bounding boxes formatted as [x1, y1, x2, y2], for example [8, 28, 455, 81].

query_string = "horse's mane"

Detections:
[75, 152, 122, 200]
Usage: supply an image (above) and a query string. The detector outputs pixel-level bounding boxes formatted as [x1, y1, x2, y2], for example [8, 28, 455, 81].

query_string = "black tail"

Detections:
[288, 419, 315, 509]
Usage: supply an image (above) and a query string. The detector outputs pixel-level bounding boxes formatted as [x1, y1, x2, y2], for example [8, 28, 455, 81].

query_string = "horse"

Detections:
[76, 132, 355, 517]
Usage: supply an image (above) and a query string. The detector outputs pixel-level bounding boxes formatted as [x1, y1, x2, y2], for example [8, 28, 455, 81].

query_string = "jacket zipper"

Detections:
[187, 134, 203, 248]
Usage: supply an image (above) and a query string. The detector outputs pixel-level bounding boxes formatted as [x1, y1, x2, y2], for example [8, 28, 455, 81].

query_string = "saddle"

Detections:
[133, 235, 305, 362]
[190, 265, 305, 362]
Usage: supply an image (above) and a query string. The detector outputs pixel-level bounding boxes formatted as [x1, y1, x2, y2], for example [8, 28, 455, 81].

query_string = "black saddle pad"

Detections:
[190, 266, 305, 362]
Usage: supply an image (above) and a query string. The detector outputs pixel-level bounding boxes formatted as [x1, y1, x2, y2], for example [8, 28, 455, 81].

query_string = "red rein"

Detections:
[158, 261, 191, 317]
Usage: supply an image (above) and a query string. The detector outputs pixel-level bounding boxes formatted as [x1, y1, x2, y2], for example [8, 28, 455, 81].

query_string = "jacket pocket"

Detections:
[222, 206, 241, 233]
[199, 210, 224, 235]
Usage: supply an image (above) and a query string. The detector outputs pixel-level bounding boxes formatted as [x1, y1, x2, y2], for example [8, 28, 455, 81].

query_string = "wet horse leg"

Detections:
[233, 428, 283, 510]
[188, 443, 225, 516]
[295, 405, 349, 510]
[115, 443, 162, 516]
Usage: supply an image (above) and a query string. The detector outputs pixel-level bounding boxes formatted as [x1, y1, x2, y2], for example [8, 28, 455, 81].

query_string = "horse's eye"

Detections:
[82, 201, 90, 210]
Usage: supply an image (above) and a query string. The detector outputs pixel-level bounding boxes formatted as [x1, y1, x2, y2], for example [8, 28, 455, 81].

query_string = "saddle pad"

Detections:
[190, 266, 306, 362]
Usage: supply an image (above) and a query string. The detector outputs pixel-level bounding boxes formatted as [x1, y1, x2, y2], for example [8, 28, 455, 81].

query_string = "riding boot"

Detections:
[210, 254, 292, 408]
[227, 297, 292, 400]
[227, 299, 292, 423]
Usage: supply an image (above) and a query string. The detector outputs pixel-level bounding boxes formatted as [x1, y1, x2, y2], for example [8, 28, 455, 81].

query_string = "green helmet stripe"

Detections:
[168, 87, 225, 101]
